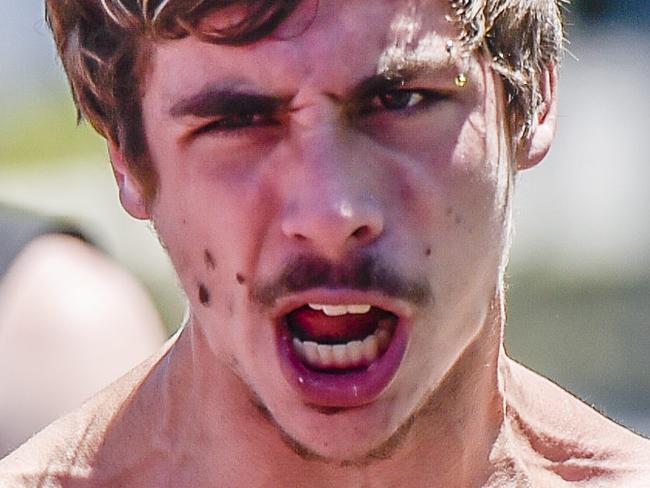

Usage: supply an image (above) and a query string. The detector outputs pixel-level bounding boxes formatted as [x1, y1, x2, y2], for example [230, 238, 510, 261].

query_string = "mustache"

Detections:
[249, 253, 432, 308]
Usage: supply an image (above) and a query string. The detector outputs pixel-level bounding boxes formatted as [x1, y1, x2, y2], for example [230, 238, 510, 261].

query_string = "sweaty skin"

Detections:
[1, 0, 649, 486]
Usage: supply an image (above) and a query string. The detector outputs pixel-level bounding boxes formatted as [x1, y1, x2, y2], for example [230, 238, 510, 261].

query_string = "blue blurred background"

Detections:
[1, 1, 649, 434]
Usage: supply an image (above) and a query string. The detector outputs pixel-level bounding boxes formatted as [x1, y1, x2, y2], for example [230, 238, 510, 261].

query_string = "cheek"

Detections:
[412, 110, 508, 284]
[392, 132, 498, 239]
[150, 168, 278, 316]
[450, 108, 507, 210]
[152, 207, 194, 276]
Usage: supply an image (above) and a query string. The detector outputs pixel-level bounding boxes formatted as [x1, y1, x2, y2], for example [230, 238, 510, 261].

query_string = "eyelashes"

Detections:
[193, 112, 280, 136]
[192, 88, 448, 137]
[360, 88, 449, 115]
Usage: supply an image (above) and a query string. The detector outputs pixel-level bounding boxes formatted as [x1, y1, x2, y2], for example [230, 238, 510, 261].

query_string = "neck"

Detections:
[157, 293, 509, 487]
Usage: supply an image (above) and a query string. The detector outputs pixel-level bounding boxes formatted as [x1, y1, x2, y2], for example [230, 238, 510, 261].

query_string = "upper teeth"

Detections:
[308, 304, 372, 316]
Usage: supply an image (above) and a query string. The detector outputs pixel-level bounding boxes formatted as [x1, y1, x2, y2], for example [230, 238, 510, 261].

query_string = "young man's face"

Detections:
[134, 0, 514, 461]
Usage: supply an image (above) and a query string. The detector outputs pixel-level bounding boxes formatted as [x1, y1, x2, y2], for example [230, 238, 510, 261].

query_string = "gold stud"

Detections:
[454, 72, 468, 88]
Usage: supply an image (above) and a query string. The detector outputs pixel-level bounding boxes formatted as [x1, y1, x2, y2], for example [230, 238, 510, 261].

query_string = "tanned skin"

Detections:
[1, 0, 649, 486]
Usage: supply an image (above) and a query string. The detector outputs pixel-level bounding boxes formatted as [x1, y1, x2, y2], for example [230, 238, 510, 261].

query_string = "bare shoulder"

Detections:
[0, 233, 166, 457]
[500, 358, 650, 487]
[0, 233, 165, 344]
[0, 339, 175, 487]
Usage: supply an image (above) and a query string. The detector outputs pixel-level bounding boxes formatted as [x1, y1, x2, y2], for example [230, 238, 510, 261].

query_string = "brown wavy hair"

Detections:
[46, 0, 567, 201]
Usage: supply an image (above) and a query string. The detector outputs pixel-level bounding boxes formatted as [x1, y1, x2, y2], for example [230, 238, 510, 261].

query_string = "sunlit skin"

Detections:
[2, 0, 650, 486]
[140, 0, 509, 461]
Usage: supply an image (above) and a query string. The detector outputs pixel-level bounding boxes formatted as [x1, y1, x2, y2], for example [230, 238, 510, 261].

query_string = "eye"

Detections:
[194, 112, 278, 136]
[362, 89, 446, 115]
[375, 90, 424, 110]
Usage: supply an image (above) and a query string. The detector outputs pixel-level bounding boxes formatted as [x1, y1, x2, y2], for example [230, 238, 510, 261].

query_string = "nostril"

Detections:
[281, 204, 384, 251]
[351, 225, 371, 240]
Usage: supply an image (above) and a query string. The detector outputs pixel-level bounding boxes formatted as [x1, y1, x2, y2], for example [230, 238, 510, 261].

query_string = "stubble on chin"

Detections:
[239, 365, 442, 468]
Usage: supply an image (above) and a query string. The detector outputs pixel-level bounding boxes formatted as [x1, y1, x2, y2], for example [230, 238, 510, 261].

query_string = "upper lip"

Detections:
[271, 288, 415, 322]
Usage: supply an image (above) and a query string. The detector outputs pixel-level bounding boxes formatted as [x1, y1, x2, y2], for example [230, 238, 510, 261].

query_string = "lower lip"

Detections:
[276, 317, 409, 408]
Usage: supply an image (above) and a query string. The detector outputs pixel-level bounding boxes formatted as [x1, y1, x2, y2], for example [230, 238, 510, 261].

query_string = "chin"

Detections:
[264, 388, 415, 465]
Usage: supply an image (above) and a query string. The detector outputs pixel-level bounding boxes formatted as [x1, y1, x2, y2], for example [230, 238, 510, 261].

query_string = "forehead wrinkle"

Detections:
[260, 1, 399, 96]
[150, 1, 459, 123]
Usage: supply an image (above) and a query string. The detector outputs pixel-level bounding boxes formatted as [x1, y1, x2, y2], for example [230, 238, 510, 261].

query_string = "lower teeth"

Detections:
[292, 319, 393, 370]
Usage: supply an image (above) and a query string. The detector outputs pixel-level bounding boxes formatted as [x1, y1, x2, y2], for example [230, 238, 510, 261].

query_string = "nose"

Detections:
[281, 197, 384, 260]
[280, 129, 385, 261]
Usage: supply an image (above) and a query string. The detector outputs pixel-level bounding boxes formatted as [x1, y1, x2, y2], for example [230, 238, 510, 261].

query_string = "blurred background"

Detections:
[1, 1, 649, 435]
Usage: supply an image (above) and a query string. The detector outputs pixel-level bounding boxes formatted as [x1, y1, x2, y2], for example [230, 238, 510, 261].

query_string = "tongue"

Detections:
[287, 306, 394, 344]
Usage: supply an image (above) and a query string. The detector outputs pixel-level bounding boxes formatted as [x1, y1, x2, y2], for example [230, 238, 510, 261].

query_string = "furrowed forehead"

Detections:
[145, 0, 466, 97]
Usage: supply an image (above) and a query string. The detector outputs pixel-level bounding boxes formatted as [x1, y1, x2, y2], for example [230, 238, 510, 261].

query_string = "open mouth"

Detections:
[287, 304, 397, 373]
[275, 295, 409, 408]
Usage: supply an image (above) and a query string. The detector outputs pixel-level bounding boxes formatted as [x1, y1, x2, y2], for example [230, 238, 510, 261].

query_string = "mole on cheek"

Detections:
[204, 250, 216, 270]
[236, 273, 246, 285]
[198, 283, 211, 306]
[425, 247, 432, 257]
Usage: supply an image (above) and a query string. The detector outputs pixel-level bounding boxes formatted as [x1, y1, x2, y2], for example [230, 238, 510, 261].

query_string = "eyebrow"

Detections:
[352, 65, 426, 99]
[168, 88, 288, 119]
[168, 61, 447, 119]
[360, 54, 460, 96]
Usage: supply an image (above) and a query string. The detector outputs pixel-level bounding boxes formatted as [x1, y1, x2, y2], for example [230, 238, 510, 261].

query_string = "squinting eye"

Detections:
[373, 90, 425, 111]
[195, 112, 277, 136]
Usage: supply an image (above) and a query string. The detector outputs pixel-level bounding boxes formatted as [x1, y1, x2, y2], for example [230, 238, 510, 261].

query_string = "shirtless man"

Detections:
[1, 0, 648, 486]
